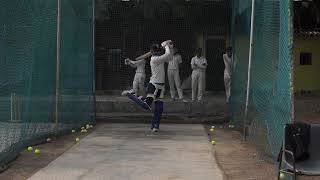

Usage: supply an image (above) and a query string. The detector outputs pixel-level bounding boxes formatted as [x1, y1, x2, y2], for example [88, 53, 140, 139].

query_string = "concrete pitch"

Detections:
[29, 124, 223, 180]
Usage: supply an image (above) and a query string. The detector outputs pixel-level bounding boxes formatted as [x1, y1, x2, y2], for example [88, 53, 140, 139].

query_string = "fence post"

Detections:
[55, 0, 61, 135]
[288, 0, 295, 123]
[92, 0, 96, 123]
[10, 93, 13, 122]
[244, 0, 255, 141]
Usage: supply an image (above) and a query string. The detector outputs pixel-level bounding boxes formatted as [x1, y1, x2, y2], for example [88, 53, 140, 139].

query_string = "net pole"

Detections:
[14, 93, 16, 120]
[55, 0, 61, 134]
[92, 0, 96, 123]
[10, 93, 13, 122]
[289, 0, 295, 124]
[244, 0, 255, 141]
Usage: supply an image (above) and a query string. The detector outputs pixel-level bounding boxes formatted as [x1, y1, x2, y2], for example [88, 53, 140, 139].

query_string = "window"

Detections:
[300, 52, 312, 65]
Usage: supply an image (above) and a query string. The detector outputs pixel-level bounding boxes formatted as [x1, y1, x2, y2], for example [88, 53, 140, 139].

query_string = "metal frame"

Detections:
[93, 0, 97, 123]
[243, 0, 256, 140]
[278, 126, 297, 180]
[278, 148, 297, 180]
[55, 0, 61, 133]
[278, 123, 320, 180]
[289, 0, 295, 124]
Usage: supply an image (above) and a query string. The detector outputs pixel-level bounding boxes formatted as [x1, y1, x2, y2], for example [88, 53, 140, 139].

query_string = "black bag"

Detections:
[286, 122, 310, 161]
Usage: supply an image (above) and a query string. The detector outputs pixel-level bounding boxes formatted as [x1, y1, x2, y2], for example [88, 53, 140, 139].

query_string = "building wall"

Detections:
[294, 36, 320, 93]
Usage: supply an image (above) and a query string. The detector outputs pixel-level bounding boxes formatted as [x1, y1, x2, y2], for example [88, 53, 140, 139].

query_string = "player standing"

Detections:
[167, 47, 185, 101]
[191, 48, 207, 102]
[223, 47, 233, 103]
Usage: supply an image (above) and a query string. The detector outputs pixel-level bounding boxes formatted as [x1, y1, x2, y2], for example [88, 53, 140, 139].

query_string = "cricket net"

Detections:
[0, 0, 95, 168]
[230, 0, 294, 159]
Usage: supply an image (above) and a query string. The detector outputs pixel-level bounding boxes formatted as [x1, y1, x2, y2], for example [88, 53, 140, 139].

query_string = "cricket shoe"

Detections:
[121, 89, 135, 96]
[178, 98, 188, 103]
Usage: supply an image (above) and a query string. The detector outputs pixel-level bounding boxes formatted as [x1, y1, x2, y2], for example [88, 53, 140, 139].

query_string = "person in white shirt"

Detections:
[167, 48, 184, 101]
[121, 41, 172, 132]
[144, 40, 173, 132]
[223, 47, 233, 103]
[124, 58, 146, 96]
[191, 48, 207, 102]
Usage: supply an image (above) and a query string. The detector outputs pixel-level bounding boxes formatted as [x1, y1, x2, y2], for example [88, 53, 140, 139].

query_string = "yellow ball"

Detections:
[279, 172, 285, 179]
[34, 149, 40, 154]
[81, 129, 87, 133]
[210, 128, 214, 132]
[75, 138, 80, 143]
[27, 146, 33, 152]
[211, 141, 216, 145]
[229, 125, 235, 128]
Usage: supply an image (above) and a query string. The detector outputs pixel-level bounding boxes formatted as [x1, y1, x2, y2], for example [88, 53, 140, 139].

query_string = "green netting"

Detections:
[59, 0, 94, 127]
[230, 0, 293, 158]
[0, 0, 94, 167]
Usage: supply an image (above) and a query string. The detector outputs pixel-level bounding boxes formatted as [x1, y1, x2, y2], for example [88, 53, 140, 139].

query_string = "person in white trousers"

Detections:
[191, 48, 207, 102]
[167, 48, 184, 101]
[124, 58, 146, 96]
[223, 47, 233, 103]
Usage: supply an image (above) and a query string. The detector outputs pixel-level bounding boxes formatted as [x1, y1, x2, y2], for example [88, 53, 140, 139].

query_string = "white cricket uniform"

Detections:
[191, 56, 207, 101]
[168, 54, 183, 99]
[129, 59, 146, 96]
[223, 54, 233, 103]
[149, 45, 173, 99]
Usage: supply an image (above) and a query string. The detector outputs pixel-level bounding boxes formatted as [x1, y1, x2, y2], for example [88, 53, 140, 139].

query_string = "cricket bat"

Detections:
[135, 52, 152, 61]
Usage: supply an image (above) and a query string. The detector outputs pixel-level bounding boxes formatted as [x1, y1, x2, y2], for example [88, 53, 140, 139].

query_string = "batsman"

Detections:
[123, 40, 173, 132]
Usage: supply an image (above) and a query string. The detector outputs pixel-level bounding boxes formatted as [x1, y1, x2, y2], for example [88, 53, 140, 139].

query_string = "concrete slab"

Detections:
[28, 124, 223, 180]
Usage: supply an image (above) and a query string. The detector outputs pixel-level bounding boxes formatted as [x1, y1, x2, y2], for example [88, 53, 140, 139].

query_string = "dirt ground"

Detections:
[205, 125, 278, 180]
[206, 125, 320, 180]
[0, 128, 93, 180]
[1, 123, 320, 180]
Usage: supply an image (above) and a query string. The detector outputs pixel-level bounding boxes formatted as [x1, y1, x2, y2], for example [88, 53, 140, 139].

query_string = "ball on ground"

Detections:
[34, 149, 40, 155]
[279, 172, 285, 179]
[75, 138, 80, 143]
[211, 140, 216, 145]
[228, 124, 235, 128]
[210, 128, 214, 132]
[27, 146, 33, 152]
